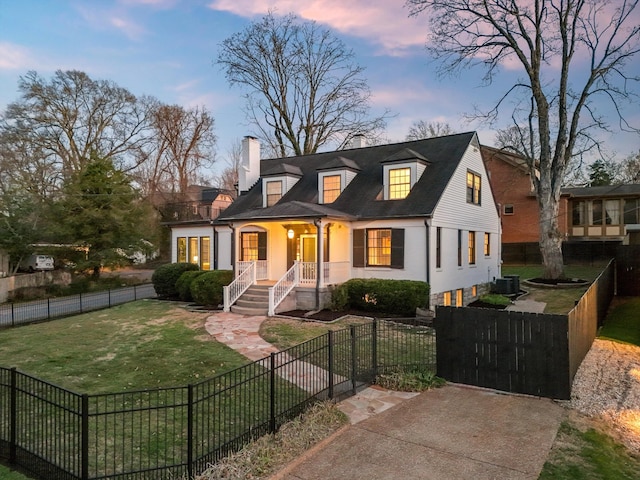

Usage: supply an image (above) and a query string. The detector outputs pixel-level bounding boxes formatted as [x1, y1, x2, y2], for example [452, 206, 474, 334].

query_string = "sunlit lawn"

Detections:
[0, 299, 249, 393]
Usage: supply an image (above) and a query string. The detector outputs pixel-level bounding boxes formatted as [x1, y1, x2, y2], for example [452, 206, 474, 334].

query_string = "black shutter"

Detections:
[390, 228, 404, 269]
[257, 232, 267, 260]
[353, 229, 365, 267]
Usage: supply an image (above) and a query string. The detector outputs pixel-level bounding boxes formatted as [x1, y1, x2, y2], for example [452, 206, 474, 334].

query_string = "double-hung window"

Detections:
[266, 181, 282, 207]
[322, 175, 341, 204]
[389, 167, 411, 199]
[241, 232, 267, 261]
[466, 171, 481, 205]
[468, 231, 476, 265]
[353, 228, 404, 269]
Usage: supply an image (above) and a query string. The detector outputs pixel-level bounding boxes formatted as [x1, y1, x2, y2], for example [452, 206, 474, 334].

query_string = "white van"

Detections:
[21, 254, 55, 272]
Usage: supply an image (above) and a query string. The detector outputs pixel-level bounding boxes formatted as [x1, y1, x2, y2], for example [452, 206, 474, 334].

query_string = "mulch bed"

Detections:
[466, 300, 508, 309]
[278, 309, 406, 322]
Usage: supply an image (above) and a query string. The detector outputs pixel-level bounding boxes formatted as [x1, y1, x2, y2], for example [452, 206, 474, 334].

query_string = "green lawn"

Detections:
[502, 264, 607, 314]
[0, 465, 31, 480]
[598, 297, 640, 347]
[0, 299, 249, 393]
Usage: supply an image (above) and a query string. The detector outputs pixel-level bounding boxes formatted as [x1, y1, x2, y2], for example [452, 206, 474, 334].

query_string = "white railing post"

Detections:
[223, 285, 231, 312]
[268, 288, 275, 317]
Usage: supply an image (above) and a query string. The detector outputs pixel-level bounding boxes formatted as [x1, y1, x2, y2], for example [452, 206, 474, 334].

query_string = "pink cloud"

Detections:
[0, 42, 32, 70]
[208, 0, 428, 55]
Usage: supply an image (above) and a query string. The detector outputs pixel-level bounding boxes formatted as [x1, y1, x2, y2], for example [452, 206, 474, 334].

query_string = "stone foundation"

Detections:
[430, 282, 492, 309]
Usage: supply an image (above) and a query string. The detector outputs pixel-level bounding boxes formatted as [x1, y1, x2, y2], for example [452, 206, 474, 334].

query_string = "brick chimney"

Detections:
[239, 136, 260, 195]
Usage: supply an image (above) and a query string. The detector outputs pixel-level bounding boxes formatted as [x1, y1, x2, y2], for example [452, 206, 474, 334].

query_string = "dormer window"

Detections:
[317, 156, 360, 204]
[266, 180, 282, 207]
[382, 148, 429, 201]
[322, 175, 341, 204]
[261, 163, 302, 207]
[389, 167, 411, 199]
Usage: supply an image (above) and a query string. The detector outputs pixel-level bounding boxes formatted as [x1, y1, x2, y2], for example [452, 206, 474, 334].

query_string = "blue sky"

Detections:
[1, 0, 638, 178]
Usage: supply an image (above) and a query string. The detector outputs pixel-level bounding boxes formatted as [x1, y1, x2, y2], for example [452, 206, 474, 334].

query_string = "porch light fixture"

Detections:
[287, 229, 294, 239]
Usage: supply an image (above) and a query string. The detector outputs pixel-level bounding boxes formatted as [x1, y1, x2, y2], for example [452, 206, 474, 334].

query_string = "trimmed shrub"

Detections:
[329, 283, 349, 311]
[175, 270, 208, 302]
[191, 270, 234, 307]
[151, 263, 199, 298]
[333, 278, 430, 316]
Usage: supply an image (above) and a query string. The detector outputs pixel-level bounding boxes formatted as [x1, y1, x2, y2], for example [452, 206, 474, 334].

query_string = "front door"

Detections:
[300, 234, 317, 262]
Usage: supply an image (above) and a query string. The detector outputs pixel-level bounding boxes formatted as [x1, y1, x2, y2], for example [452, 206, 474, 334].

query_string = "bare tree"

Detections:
[217, 12, 388, 157]
[618, 150, 640, 183]
[1, 70, 154, 188]
[405, 120, 454, 140]
[407, 0, 640, 279]
[214, 139, 242, 196]
[148, 104, 216, 194]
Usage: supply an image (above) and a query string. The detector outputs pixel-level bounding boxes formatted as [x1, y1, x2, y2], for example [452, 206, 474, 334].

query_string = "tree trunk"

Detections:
[538, 192, 565, 279]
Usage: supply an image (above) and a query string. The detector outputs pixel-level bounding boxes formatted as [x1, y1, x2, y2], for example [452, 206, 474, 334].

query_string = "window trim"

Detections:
[466, 170, 481, 205]
[240, 232, 267, 261]
[322, 174, 342, 204]
[265, 180, 283, 207]
[503, 204, 514, 215]
[388, 166, 411, 200]
[484, 232, 490, 257]
[436, 227, 442, 269]
[468, 231, 476, 265]
[353, 228, 404, 269]
[457, 229, 462, 267]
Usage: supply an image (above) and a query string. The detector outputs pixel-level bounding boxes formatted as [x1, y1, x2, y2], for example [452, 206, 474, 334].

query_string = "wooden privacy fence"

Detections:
[435, 260, 615, 400]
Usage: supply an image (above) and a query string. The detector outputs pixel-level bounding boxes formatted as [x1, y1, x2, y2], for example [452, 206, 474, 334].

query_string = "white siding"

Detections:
[216, 227, 233, 271]
[430, 142, 501, 297]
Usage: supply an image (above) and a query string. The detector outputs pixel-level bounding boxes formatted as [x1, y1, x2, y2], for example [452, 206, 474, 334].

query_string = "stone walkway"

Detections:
[204, 312, 419, 424]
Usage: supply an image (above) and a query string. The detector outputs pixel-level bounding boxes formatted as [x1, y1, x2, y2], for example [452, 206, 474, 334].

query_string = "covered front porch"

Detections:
[223, 218, 352, 315]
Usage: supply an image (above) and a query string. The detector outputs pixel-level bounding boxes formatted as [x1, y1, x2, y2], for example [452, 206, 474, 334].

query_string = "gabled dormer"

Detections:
[262, 163, 303, 207]
[381, 148, 430, 200]
[317, 156, 360, 204]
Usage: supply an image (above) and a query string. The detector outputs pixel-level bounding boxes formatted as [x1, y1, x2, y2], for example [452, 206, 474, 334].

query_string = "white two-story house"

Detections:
[172, 133, 502, 315]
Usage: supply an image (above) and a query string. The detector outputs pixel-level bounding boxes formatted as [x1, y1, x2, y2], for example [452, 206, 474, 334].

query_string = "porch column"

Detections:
[314, 218, 324, 309]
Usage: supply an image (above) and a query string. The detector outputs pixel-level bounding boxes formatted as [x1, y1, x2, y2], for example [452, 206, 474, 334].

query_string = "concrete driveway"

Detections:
[274, 384, 565, 480]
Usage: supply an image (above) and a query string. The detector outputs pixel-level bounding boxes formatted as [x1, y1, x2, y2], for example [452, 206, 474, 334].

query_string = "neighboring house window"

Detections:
[604, 199, 620, 225]
[503, 204, 514, 215]
[323, 175, 341, 204]
[436, 227, 442, 269]
[484, 232, 490, 256]
[353, 228, 404, 269]
[472, 285, 477, 297]
[591, 200, 603, 225]
[266, 181, 283, 207]
[624, 199, 639, 224]
[572, 200, 585, 225]
[241, 232, 267, 261]
[443, 291, 451, 306]
[466, 171, 481, 205]
[468, 231, 476, 265]
[389, 167, 411, 199]
[177, 237, 187, 263]
[457, 230, 462, 267]
[455, 289, 463, 307]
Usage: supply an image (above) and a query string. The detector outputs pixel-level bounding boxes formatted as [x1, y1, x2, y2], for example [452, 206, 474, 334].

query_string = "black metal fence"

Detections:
[0, 284, 157, 328]
[0, 318, 435, 480]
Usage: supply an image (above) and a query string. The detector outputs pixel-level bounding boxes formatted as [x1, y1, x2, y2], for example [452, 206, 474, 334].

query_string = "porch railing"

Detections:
[268, 262, 300, 316]
[237, 260, 268, 280]
[223, 262, 256, 312]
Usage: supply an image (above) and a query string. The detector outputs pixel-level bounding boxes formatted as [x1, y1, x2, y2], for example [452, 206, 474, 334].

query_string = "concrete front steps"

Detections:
[230, 284, 271, 316]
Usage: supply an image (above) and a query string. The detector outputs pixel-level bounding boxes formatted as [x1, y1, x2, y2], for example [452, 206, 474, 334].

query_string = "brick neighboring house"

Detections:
[481, 145, 640, 262]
